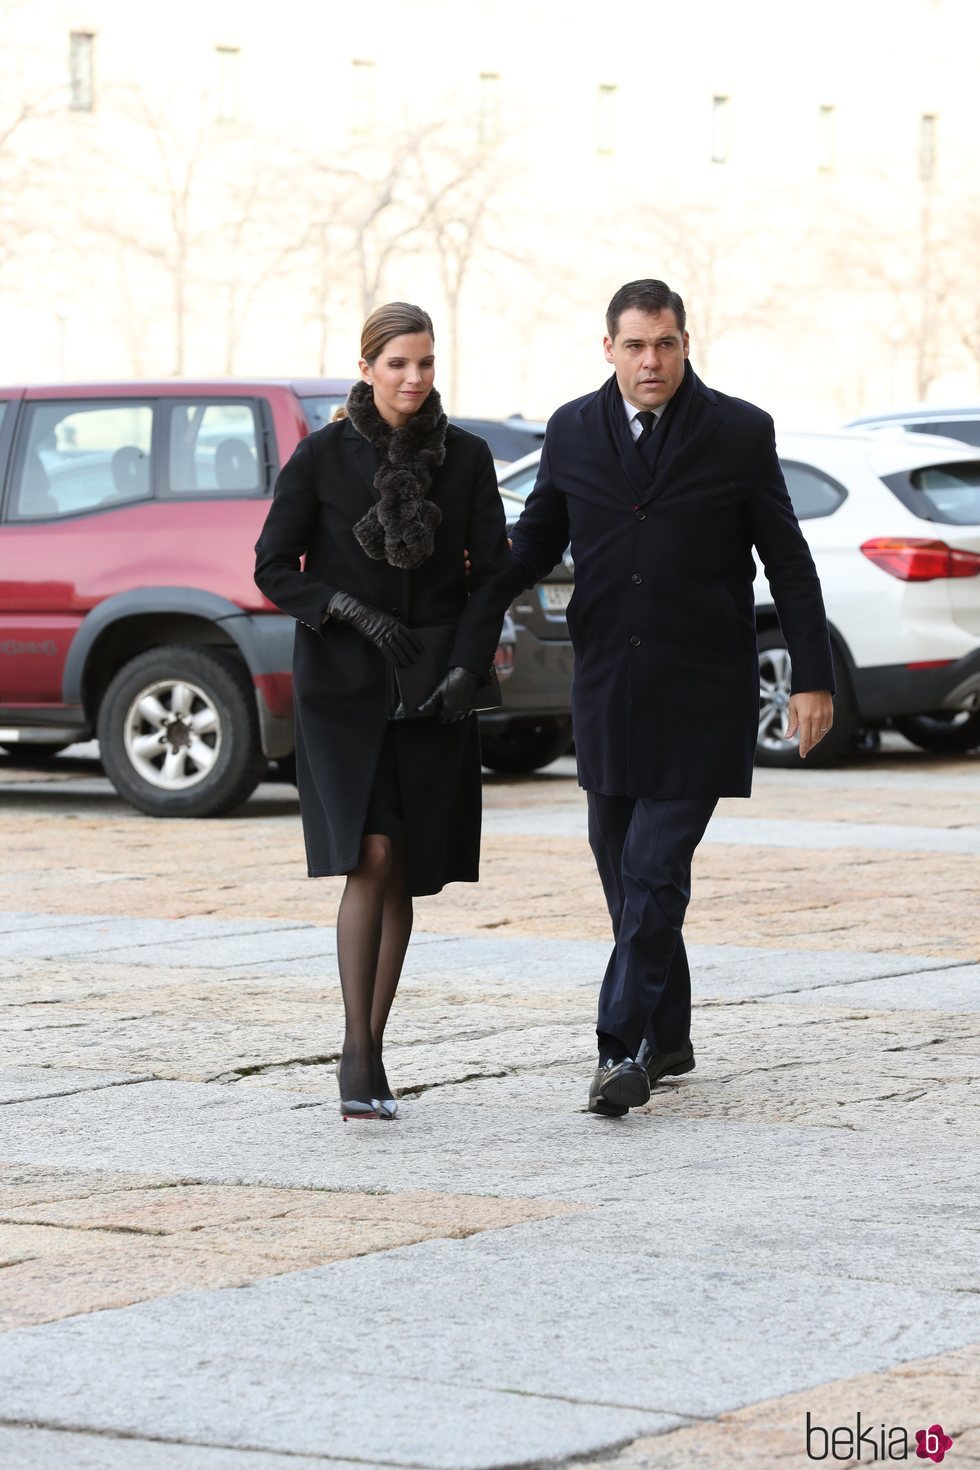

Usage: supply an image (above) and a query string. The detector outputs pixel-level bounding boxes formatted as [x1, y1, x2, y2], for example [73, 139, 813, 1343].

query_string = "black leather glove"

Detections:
[326, 592, 423, 669]
[416, 667, 481, 724]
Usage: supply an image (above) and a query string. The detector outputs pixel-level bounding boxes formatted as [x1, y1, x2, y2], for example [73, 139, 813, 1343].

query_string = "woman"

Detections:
[254, 302, 510, 1120]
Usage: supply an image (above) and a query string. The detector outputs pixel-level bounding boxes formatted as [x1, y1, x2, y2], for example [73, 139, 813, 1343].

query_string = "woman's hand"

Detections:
[417, 667, 481, 723]
[326, 592, 424, 668]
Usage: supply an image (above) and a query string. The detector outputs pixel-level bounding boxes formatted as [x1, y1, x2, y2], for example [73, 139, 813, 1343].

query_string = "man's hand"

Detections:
[785, 691, 834, 758]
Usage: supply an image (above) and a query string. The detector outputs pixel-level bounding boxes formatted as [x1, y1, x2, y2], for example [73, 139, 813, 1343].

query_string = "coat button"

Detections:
[629, 635, 641, 646]
[631, 573, 643, 584]
[634, 509, 646, 521]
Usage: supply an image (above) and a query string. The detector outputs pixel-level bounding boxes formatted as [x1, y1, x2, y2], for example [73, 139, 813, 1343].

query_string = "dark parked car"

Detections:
[0, 379, 571, 815]
[450, 415, 548, 467]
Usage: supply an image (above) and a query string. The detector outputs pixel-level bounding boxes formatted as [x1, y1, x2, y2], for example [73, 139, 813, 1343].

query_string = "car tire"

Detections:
[755, 628, 856, 769]
[0, 741, 73, 763]
[893, 708, 980, 754]
[97, 645, 267, 817]
[480, 715, 573, 774]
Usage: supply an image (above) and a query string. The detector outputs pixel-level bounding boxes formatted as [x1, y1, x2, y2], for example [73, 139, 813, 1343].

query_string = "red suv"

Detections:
[0, 380, 572, 816]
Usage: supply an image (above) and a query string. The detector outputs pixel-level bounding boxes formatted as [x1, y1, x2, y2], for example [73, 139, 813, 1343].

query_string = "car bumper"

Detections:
[853, 646, 980, 718]
[490, 632, 573, 719]
[226, 613, 295, 758]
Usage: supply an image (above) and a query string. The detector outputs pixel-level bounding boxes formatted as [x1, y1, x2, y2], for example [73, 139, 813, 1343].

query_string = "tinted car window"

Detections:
[907, 463, 980, 524]
[11, 401, 153, 519]
[780, 461, 846, 519]
[301, 395, 347, 431]
[904, 419, 980, 449]
[166, 401, 261, 495]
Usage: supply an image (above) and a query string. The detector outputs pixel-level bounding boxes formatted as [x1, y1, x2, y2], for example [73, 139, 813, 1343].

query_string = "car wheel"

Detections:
[894, 708, 980, 754]
[97, 646, 266, 817]
[0, 741, 73, 763]
[480, 715, 573, 773]
[755, 629, 856, 768]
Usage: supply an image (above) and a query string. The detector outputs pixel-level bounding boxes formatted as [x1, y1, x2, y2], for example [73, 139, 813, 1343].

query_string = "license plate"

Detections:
[539, 585, 572, 612]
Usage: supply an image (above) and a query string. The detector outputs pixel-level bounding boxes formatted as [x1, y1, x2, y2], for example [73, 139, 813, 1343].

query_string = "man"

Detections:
[508, 279, 835, 1116]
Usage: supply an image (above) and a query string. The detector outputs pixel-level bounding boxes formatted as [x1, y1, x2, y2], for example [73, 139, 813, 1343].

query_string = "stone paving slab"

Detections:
[0, 1305, 683, 1470]
[585, 1343, 980, 1468]
[0, 1067, 153, 1105]
[4, 826, 976, 958]
[481, 804, 980, 853]
[0, 1178, 582, 1332]
[0, 911, 963, 993]
[0, 1217, 973, 1467]
[0, 1428, 368, 1470]
[751, 762, 980, 792]
[0, 913, 113, 936]
[775, 961, 980, 1010]
[0, 1071, 972, 1201]
[0, 918, 315, 965]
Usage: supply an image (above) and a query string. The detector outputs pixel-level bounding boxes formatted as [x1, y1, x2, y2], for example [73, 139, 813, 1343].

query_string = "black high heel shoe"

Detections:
[372, 1052, 399, 1120]
[335, 1061, 379, 1121]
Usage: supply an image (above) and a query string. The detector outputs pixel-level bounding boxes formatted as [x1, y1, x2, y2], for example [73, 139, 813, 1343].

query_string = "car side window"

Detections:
[165, 401, 261, 495]
[779, 460, 846, 520]
[906, 419, 980, 449]
[498, 463, 540, 503]
[10, 402, 153, 520]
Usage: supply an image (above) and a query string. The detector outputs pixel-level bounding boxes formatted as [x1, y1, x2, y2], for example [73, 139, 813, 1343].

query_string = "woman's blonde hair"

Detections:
[360, 301, 434, 364]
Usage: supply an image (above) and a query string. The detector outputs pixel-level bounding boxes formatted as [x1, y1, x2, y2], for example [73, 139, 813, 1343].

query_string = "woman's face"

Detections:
[360, 332, 435, 426]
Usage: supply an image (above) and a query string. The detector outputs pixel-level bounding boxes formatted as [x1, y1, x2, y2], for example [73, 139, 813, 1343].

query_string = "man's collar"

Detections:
[621, 393, 660, 424]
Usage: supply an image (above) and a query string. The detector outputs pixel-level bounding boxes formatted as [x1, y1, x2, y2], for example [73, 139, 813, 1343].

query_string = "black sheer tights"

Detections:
[336, 835, 413, 1103]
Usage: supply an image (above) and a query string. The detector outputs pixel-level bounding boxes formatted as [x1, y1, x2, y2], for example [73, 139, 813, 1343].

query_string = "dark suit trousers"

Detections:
[587, 793, 717, 1058]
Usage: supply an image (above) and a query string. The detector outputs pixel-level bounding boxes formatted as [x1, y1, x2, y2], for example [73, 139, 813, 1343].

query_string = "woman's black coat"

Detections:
[254, 417, 510, 893]
[509, 367, 836, 798]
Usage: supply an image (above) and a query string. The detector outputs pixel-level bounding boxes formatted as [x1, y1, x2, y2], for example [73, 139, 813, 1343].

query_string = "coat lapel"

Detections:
[341, 416, 381, 503]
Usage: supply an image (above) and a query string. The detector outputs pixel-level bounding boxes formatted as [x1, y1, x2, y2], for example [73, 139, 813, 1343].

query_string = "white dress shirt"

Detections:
[622, 396, 662, 441]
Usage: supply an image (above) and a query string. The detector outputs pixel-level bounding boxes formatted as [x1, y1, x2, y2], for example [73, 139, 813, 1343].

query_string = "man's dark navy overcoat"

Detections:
[509, 365, 835, 798]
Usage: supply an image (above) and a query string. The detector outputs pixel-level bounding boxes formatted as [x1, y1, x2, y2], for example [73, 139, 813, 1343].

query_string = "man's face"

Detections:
[603, 308, 690, 410]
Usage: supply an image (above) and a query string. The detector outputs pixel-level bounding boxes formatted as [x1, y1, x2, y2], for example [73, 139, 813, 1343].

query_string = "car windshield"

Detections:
[908, 462, 980, 524]
[300, 396, 347, 431]
[453, 420, 545, 464]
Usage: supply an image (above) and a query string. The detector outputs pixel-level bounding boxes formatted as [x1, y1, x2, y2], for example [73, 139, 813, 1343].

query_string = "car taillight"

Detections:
[494, 643, 515, 681]
[860, 537, 980, 581]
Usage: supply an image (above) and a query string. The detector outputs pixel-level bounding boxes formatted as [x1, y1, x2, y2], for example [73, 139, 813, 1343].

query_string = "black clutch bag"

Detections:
[389, 624, 501, 720]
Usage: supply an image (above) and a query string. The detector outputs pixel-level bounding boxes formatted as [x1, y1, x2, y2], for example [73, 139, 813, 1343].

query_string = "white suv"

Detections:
[498, 430, 980, 766]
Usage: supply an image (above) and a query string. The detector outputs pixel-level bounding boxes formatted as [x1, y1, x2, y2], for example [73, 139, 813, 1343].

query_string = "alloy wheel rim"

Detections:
[758, 647, 797, 752]
[122, 678, 221, 789]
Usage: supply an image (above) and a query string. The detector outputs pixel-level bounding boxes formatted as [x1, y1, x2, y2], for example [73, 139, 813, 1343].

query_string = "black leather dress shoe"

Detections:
[636, 1039, 696, 1087]
[588, 1056, 651, 1115]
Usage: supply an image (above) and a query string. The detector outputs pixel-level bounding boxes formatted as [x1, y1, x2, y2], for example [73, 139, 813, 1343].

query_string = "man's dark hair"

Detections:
[606, 279, 686, 339]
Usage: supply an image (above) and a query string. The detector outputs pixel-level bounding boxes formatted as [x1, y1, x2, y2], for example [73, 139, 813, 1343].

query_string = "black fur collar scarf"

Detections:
[345, 378, 447, 570]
